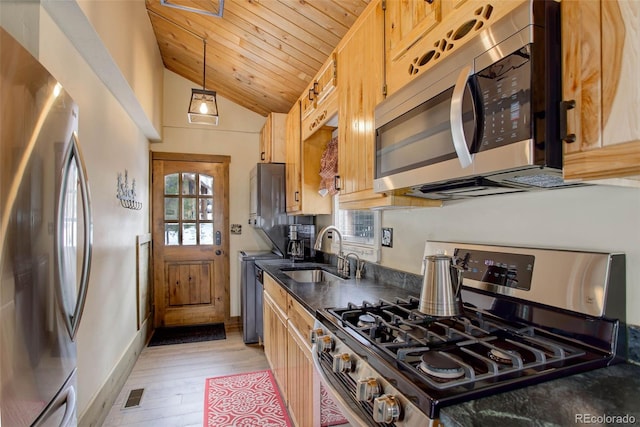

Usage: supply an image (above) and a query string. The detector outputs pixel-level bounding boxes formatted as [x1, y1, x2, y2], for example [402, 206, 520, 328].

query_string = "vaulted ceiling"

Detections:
[145, 0, 370, 117]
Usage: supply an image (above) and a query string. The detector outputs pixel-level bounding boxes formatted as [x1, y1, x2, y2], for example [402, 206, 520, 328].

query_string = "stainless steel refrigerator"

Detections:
[1, 28, 92, 426]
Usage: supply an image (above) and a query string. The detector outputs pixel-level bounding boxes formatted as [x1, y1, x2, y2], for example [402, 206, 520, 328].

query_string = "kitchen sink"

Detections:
[281, 268, 344, 283]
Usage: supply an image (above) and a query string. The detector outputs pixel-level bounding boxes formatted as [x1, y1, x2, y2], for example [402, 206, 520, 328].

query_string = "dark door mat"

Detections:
[148, 323, 226, 347]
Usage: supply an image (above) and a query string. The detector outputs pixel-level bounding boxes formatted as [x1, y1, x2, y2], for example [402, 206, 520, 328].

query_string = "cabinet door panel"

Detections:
[287, 321, 318, 427]
[386, 0, 441, 64]
[562, 0, 602, 153]
[562, 0, 640, 181]
[602, 0, 640, 147]
[286, 101, 302, 213]
[337, 2, 384, 195]
[263, 293, 287, 397]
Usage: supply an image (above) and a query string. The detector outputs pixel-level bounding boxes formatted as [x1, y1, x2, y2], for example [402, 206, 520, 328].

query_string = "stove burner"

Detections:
[357, 314, 376, 327]
[487, 341, 522, 365]
[419, 352, 465, 379]
[488, 348, 514, 364]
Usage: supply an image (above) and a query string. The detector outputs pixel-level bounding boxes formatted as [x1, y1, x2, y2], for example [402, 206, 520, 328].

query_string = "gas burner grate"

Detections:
[328, 296, 591, 391]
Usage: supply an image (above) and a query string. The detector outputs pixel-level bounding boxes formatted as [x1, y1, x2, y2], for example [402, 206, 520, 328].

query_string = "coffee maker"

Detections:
[286, 224, 315, 261]
[287, 224, 304, 261]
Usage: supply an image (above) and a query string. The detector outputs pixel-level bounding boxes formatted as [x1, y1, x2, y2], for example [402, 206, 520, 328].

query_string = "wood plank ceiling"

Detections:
[145, 0, 370, 117]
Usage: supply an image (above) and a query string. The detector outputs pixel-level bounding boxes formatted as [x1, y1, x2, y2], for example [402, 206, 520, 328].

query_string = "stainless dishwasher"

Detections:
[239, 250, 281, 344]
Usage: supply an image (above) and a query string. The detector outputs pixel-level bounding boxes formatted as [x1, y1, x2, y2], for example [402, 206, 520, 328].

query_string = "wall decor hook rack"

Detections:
[116, 170, 142, 210]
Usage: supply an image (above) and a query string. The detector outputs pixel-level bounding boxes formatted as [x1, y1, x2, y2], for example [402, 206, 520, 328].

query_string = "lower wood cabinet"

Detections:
[263, 291, 288, 397]
[287, 319, 319, 427]
[263, 273, 320, 426]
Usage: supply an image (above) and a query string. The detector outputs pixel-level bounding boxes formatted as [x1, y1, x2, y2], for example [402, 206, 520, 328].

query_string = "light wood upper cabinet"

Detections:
[561, 0, 640, 181]
[385, 0, 442, 77]
[301, 54, 338, 141]
[301, 79, 317, 122]
[385, 0, 522, 97]
[337, 0, 384, 199]
[314, 53, 337, 106]
[285, 98, 332, 215]
[335, 0, 442, 209]
[301, 54, 337, 120]
[285, 100, 302, 213]
[259, 112, 286, 163]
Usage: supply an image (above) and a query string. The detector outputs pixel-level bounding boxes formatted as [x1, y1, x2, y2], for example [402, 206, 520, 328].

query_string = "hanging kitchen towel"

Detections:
[319, 135, 339, 196]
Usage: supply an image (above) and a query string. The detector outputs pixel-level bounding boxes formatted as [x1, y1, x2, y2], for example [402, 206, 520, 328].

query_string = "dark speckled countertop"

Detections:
[255, 259, 418, 314]
[256, 259, 640, 427]
[439, 363, 640, 427]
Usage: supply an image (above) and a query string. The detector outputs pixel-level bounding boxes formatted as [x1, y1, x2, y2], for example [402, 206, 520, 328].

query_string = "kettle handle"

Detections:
[452, 262, 465, 296]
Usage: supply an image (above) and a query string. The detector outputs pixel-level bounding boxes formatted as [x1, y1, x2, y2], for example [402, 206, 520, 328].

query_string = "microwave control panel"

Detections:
[476, 45, 532, 152]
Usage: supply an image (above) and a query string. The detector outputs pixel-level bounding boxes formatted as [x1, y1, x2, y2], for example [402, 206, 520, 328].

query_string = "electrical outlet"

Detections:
[382, 227, 393, 247]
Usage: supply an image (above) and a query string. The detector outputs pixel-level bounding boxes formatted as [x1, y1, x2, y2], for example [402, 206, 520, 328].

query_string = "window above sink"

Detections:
[333, 198, 381, 263]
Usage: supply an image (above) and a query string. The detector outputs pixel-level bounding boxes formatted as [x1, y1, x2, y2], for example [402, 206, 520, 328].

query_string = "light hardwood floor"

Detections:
[103, 331, 269, 427]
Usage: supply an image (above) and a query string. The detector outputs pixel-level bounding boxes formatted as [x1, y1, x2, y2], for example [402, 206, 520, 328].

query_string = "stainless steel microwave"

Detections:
[374, 0, 577, 200]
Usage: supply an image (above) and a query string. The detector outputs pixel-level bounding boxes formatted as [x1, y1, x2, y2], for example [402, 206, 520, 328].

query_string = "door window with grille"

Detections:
[163, 172, 214, 246]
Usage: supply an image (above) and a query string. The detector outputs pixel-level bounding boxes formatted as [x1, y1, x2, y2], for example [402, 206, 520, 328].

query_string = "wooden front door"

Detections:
[151, 152, 230, 327]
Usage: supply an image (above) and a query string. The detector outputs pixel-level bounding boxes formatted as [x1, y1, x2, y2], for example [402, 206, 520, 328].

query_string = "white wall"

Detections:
[380, 184, 640, 325]
[153, 69, 271, 317]
[1, 0, 162, 418]
[76, 0, 163, 135]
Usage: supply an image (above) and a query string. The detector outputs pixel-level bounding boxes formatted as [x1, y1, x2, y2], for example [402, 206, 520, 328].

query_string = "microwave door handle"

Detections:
[450, 65, 474, 169]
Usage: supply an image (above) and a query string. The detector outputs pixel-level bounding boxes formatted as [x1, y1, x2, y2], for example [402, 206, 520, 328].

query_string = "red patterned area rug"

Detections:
[204, 370, 292, 427]
[321, 384, 348, 426]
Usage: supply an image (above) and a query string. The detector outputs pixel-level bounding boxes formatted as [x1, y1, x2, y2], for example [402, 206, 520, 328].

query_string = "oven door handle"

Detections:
[450, 64, 474, 169]
[312, 344, 370, 426]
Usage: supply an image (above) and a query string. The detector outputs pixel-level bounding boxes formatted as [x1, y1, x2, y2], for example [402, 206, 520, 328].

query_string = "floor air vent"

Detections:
[124, 388, 144, 408]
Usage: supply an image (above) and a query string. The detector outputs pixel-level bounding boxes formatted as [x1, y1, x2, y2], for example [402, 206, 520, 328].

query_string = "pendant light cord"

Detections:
[202, 39, 207, 90]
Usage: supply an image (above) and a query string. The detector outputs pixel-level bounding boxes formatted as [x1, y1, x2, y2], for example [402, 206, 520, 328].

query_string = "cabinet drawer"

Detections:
[264, 273, 288, 312]
[287, 295, 314, 351]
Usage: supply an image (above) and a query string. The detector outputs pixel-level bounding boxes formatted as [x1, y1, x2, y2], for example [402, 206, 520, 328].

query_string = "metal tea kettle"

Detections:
[418, 254, 465, 317]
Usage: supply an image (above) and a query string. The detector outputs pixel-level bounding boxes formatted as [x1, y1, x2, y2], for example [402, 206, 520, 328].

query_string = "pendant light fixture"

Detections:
[188, 39, 219, 125]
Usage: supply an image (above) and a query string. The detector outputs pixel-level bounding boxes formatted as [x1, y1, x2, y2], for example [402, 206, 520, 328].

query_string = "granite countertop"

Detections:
[255, 259, 417, 314]
[256, 258, 640, 427]
[439, 363, 640, 427]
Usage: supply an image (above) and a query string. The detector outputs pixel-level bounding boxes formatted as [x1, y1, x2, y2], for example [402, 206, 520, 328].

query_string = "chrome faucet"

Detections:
[314, 225, 345, 273]
[344, 252, 364, 279]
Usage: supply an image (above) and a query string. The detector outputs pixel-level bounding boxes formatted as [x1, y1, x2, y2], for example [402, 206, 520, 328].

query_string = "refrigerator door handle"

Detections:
[56, 132, 93, 340]
[33, 378, 77, 427]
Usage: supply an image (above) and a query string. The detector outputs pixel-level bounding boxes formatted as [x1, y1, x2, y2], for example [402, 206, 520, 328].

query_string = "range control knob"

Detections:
[373, 394, 401, 423]
[317, 335, 334, 353]
[356, 377, 381, 402]
[332, 353, 354, 373]
[309, 328, 324, 344]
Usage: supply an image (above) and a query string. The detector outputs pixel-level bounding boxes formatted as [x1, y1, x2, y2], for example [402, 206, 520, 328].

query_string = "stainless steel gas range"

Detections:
[312, 241, 626, 426]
